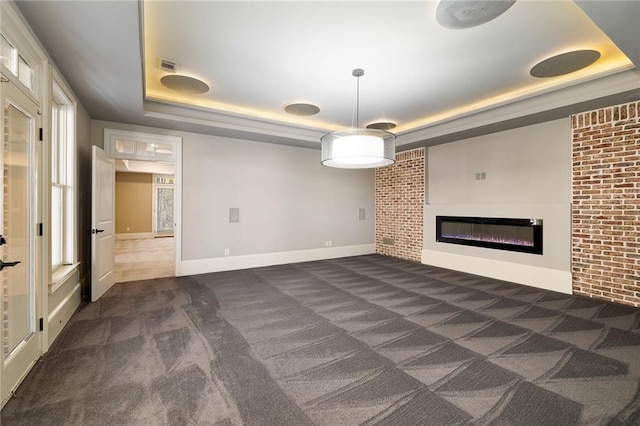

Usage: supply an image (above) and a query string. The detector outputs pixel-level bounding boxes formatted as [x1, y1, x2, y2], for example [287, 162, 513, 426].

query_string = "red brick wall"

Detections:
[572, 101, 640, 307]
[375, 148, 424, 262]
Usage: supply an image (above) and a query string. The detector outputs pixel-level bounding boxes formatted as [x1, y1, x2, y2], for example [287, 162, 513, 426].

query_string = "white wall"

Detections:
[92, 120, 375, 274]
[423, 118, 573, 293]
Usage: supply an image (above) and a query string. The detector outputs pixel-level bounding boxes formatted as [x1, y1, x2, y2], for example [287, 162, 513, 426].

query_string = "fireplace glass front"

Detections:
[436, 216, 543, 254]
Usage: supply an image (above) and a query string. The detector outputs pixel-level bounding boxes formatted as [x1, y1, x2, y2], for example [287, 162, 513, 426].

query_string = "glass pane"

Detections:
[51, 105, 59, 183]
[136, 141, 154, 157]
[154, 143, 173, 158]
[18, 56, 33, 90]
[156, 187, 174, 233]
[156, 176, 174, 185]
[51, 185, 63, 267]
[1, 35, 16, 73]
[2, 101, 34, 356]
[114, 139, 135, 154]
[64, 186, 74, 263]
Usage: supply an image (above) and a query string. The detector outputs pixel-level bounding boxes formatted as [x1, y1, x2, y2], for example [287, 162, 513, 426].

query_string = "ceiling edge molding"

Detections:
[142, 100, 325, 148]
[397, 69, 640, 147]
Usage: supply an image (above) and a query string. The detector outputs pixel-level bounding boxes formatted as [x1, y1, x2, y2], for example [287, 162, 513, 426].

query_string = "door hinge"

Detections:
[39, 128, 43, 141]
[37, 223, 43, 236]
[39, 318, 44, 331]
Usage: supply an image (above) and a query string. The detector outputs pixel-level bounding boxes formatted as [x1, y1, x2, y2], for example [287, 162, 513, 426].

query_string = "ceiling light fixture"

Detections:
[321, 69, 395, 169]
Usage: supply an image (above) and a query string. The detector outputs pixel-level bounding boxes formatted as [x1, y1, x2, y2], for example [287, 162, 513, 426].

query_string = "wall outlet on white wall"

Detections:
[325, 241, 332, 247]
[224, 248, 230, 256]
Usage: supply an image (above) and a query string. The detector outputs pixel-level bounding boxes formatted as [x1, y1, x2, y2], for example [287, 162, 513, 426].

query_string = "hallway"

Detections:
[115, 237, 175, 283]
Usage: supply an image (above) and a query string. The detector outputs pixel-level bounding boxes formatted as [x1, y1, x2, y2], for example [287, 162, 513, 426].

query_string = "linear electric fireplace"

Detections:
[436, 216, 543, 255]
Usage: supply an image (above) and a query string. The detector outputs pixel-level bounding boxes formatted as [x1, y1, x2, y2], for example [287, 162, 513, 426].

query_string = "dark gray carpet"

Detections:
[2, 254, 640, 425]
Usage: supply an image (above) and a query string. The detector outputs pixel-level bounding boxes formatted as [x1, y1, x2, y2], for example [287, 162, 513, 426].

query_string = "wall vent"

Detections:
[158, 57, 177, 73]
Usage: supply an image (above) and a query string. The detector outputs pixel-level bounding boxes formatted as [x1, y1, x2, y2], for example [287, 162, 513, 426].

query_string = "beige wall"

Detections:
[92, 120, 375, 269]
[115, 172, 153, 234]
[421, 118, 573, 293]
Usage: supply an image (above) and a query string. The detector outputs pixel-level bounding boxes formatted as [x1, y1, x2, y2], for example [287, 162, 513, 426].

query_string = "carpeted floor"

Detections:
[2, 254, 640, 425]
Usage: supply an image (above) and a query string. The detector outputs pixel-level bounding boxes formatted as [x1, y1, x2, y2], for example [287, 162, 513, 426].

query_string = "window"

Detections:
[1, 35, 16, 71]
[0, 35, 34, 91]
[51, 81, 75, 271]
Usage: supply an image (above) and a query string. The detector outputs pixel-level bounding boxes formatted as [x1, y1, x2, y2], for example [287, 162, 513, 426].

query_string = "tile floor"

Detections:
[115, 237, 175, 283]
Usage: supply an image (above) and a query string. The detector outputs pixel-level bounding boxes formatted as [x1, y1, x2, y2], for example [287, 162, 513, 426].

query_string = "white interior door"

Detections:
[91, 146, 115, 301]
[0, 79, 40, 407]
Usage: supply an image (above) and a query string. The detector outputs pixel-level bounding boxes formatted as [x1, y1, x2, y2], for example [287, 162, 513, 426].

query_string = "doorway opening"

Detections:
[104, 129, 181, 284]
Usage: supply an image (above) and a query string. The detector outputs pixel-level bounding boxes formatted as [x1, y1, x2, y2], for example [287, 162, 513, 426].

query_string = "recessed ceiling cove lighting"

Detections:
[284, 103, 320, 116]
[436, 0, 516, 29]
[160, 74, 210, 94]
[367, 122, 397, 131]
[530, 50, 601, 78]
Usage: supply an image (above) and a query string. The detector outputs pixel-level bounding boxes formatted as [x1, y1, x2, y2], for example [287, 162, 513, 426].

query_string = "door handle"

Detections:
[91, 229, 105, 234]
[0, 260, 21, 271]
[0, 235, 6, 246]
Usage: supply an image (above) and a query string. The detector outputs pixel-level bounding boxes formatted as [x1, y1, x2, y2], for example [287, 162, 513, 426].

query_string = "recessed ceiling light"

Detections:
[283, 103, 320, 116]
[160, 74, 209, 94]
[436, 0, 516, 29]
[530, 50, 601, 78]
[366, 122, 397, 131]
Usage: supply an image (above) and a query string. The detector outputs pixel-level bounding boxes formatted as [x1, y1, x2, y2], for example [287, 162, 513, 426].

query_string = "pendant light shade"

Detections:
[321, 69, 395, 169]
[321, 129, 395, 168]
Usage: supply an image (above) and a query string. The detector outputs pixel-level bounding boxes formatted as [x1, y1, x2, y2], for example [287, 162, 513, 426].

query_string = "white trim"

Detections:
[104, 128, 178, 162]
[179, 244, 376, 276]
[115, 232, 155, 240]
[421, 249, 572, 294]
[174, 137, 183, 276]
[103, 128, 182, 278]
[398, 69, 640, 146]
[47, 283, 81, 346]
[49, 262, 80, 294]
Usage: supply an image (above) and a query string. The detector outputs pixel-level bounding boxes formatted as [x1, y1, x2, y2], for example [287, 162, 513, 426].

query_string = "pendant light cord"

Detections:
[352, 68, 364, 133]
[355, 72, 360, 129]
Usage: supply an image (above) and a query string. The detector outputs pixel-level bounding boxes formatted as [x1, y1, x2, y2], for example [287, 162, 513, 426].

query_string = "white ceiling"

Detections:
[15, 1, 640, 150]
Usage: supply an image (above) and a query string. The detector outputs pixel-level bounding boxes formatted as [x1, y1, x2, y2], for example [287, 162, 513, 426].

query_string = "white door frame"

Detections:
[104, 129, 182, 276]
[0, 76, 41, 407]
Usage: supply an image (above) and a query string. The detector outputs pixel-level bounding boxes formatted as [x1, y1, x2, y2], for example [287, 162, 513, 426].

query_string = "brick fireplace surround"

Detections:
[375, 101, 639, 307]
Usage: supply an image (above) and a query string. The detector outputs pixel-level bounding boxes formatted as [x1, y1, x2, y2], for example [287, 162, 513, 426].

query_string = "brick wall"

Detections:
[375, 148, 425, 262]
[572, 101, 640, 307]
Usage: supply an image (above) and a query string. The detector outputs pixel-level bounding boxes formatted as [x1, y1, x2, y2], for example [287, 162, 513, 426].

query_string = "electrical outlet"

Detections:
[224, 248, 230, 256]
[325, 240, 332, 247]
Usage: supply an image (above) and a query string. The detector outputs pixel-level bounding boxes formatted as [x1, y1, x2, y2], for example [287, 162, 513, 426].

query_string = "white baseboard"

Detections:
[116, 232, 154, 240]
[178, 244, 376, 276]
[48, 283, 81, 345]
[421, 249, 572, 294]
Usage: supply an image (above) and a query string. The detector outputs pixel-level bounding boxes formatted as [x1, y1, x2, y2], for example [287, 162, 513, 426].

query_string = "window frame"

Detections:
[49, 70, 78, 288]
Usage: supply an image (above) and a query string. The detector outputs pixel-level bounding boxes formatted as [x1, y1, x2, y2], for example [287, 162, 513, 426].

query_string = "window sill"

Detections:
[49, 263, 80, 294]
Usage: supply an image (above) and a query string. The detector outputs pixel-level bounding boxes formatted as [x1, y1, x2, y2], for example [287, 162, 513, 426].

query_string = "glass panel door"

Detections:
[153, 174, 174, 237]
[1, 80, 40, 406]
[155, 186, 174, 234]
